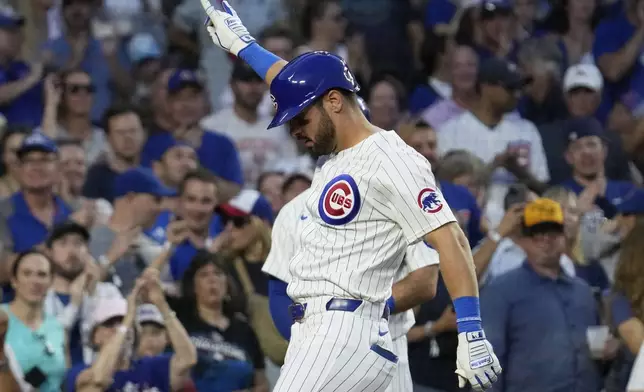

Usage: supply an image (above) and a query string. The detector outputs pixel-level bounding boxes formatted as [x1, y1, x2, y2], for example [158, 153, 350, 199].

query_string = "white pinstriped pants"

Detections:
[274, 298, 398, 392]
[386, 335, 413, 392]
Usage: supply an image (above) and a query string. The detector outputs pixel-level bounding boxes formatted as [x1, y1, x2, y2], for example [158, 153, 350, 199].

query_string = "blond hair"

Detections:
[543, 186, 585, 264]
[613, 216, 644, 320]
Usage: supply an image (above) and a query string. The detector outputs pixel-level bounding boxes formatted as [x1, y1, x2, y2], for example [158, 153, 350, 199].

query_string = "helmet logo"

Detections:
[270, 94, 277, 110]
[343, 65, 355, 87]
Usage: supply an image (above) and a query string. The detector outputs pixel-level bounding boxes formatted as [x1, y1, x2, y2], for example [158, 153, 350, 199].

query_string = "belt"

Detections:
[289, 297, 390, 323]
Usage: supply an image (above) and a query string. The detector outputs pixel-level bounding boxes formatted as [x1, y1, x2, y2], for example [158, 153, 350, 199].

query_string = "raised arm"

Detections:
[201, 0, 287, 86]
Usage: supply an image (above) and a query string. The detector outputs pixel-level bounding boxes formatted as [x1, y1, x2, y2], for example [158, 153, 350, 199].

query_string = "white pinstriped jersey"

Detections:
[263, 189, 441, 339]
[285, 131, 455, 303]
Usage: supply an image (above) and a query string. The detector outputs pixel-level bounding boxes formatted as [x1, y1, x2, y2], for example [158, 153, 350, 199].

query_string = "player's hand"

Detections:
[201, 0, 255, 56]
[455, 330, 502, 391]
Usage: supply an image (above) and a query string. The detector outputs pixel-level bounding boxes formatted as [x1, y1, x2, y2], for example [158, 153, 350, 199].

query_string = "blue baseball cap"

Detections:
[113, 167, 177, 199]
[17, 132, 58, 159]
[141, 133, 193, 164]
[128, 33, 162, 64]
[0, 7, 24, 29]
[167, 69, 204, 94]
[615, 188, 644, 215]
[218, 189, 274, 224]
[565, 117, 607, 146]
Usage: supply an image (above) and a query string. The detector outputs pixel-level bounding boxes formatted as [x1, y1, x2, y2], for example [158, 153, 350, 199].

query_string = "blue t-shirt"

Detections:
[592, 11, 641, 122]
[440, 181, 483, 247]
[66, 354, 172, 392]
[144, 210, 224, 281]
[0, 61, 44, 127]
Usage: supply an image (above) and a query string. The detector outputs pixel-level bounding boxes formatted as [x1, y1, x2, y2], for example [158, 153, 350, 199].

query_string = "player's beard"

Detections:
[311, 109, 337, 157]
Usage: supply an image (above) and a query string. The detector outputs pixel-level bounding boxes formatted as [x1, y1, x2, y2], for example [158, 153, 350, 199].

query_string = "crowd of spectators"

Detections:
[0, 0, 642, 391]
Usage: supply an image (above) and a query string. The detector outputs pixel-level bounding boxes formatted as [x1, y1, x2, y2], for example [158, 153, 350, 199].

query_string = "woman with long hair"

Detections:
[169, 251, 269, 392]
[40, 69, 108, 164]
[0, 127, 28, 198]
[2, 250, 67, 392]
[607, 216, 644, 391]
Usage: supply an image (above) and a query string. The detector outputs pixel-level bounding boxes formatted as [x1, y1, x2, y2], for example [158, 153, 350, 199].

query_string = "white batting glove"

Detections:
[200, 0, 255, 56]
[455, 330, 502, 391]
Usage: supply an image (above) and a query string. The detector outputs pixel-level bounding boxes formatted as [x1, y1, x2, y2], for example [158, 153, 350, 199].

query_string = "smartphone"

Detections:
[24, 366, 47, 388]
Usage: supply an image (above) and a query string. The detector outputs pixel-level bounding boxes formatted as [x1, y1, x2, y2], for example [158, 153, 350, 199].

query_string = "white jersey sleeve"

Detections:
[405, 240, 440, 271]
[262, 191, 309, 282]
[375, 134, 457, 245]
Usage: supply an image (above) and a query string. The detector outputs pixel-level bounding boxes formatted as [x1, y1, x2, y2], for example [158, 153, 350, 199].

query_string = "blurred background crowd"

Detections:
[0, 0, 642, 391]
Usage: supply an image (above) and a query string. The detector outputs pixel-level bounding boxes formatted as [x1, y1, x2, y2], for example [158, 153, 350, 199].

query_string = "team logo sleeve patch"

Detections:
[417, 187, 444, 214]
[318, 174, 361, 225]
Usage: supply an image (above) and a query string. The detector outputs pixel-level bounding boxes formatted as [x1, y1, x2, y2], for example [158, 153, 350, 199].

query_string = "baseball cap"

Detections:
[16, 132, 58, 159]
[128, 33, 162, 64]
[563, 64, 603, 93]
[46, 221, 90, 247]
[478, 58, 532, 90]
[231, 60, 263, 82]
[218, 189, 274, 224]
[615, 188, 644, 215]
[523, 198, 564, 233]
[0, 6, 24, 29]
[564, 117, 607, 146]
[167, 69, 203, 94]
[113, 167, 177, 199]
[480, 0, 512, 19]
[136, 304, 165, 327]
[89, 297, 127, 333]
[142, 132, 193, 163]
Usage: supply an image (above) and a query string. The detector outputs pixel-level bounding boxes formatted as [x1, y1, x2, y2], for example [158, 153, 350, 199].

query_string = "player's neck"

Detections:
[335, 115, 375, 152]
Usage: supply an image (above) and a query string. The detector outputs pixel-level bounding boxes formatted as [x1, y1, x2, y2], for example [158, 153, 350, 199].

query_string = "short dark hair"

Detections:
[178, 168, 218, 195]
[301, 0, 340, 40]
[282, 173, 312, 195]
[259, 24, 295, 44]
[102, 103, 140, 134]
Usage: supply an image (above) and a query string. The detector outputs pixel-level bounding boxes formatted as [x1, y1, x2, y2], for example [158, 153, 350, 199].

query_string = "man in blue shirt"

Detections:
[147, 132, 198, 190]
[0, 8, 45, 127]
[148, 169, 224, 281]
[481, 198, 602, 392]
[0, 133, 81, 301]
[142, 69, 243, 202]
[560, 122, 636, 233]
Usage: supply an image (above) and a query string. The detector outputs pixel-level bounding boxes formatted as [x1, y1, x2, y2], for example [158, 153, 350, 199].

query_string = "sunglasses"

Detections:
[66, 83, 96, 94]
[221, 214, 251, 228]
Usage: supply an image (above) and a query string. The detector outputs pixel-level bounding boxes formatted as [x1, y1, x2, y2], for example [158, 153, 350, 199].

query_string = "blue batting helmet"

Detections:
[356, 96, 371, 121]
[268, 51, 360, 129]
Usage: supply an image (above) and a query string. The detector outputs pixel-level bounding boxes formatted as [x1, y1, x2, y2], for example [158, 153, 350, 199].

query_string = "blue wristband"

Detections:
[238, 43, 281, 80]
[453, 296, 482, 333]
[386, 296, 396, 314]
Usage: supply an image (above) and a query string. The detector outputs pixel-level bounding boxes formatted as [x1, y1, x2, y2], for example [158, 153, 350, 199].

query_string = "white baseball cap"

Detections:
[563, 64, 603, 92]
[89, 297, 127, 332]
[136, 304, 165, 327]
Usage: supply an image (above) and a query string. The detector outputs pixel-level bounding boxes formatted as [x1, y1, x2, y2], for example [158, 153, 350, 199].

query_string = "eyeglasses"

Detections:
[222, 214, 251, 228]
[66, 84, 96, 94]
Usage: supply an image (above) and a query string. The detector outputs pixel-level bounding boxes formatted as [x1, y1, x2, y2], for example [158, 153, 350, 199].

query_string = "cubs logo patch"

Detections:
[417, 188, 443, 214]
[318, 174, 361, 225]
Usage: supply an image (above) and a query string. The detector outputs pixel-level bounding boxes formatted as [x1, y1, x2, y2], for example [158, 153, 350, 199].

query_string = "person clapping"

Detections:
[67, 268, 197, 392]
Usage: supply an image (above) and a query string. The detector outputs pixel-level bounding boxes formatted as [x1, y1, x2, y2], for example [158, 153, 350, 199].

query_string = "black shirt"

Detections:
[169, 298, 264, 392]
[82, 161, 119, 203]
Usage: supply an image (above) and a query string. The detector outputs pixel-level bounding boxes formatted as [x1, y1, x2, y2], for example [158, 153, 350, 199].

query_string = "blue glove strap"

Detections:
[454, 296, 482, 333]
[238, 43, 281, 80]
[386, 295, 396, 314]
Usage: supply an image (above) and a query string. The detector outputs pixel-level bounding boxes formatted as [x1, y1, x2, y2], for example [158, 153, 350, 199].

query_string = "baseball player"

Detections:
[264, 186, 440, 391]
[201, 2, 502, 391]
